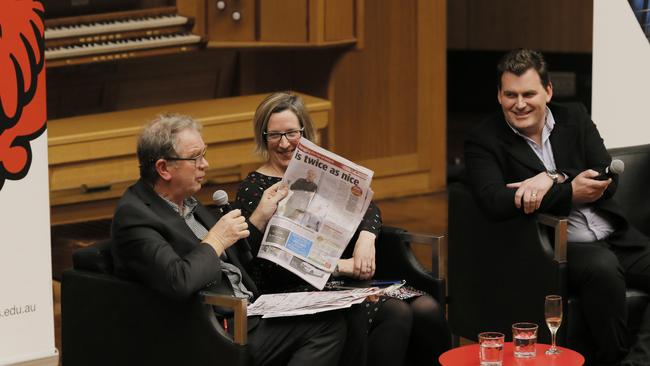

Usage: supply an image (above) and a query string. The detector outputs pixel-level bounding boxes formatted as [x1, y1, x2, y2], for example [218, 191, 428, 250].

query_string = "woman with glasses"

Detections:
[235, 92, 450, 366]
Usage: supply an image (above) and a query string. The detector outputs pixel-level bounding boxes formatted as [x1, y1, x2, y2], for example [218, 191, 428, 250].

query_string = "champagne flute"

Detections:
[545, 295, 562, 355]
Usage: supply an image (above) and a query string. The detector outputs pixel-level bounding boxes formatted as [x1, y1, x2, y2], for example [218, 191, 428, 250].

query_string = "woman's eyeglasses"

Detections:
[264, 128, 304, 142]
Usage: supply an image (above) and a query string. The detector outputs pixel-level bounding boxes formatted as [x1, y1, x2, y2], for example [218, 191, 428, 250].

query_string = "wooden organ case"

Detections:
[45, 0, 363, 226]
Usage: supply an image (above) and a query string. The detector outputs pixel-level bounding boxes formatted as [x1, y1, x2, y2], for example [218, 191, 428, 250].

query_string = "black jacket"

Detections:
[464, 102, 647, 248]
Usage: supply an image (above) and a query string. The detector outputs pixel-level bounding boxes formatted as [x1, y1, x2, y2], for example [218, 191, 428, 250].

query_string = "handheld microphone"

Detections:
[594, 159, 624, 180]
[212, 190, 253, 260]
[212, 190, 233, 213]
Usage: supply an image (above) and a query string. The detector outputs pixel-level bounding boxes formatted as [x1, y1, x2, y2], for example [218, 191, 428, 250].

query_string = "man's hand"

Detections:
[204, 209, 249, 256]
[571, 169, 611, 204]
[507, 172, 554, 214]
[351, 231, 376, 280]
[249, 181, 289, 231]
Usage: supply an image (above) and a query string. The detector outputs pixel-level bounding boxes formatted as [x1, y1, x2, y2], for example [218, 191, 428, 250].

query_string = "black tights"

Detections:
[367, 298, 412, 365]
[407, 295, 451, 366]
[366, 295, 450, 366]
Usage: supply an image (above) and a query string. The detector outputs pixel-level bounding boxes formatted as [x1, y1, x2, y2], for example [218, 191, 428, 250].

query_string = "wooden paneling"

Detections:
[205, 0, 361, 47]
[419, 0, 447, 193]
[331, 0, 418, 160]
[329, 0, 447, 196]
[449, 0, 592, 52]
[46, 49, 238, 119]
[48, 93, 331, 224]
[259, 0, 308, 42]
[325, 0, 355, 41]
[447, 0, 468, 49]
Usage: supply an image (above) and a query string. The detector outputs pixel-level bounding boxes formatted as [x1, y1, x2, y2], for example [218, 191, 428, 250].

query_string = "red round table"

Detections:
[439, 342, 584, 366]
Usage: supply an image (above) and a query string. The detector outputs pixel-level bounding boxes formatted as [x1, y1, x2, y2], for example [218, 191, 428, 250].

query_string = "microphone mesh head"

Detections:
[611, 159, 625, 174]
[212, 190, 229, 205]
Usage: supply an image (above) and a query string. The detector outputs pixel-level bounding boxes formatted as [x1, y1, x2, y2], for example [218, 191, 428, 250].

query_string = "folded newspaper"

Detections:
[248, 282, 405, 318]
[257, 138, 374, 290]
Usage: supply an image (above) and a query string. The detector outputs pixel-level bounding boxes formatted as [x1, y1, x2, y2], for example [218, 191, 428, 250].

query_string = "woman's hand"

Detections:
[249, 181, 288, 231]
[351, 231, 376, 280]
[335, 258, 355, 277]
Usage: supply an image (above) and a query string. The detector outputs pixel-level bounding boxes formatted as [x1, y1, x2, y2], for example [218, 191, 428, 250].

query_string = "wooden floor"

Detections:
[51, 191, 449, 360]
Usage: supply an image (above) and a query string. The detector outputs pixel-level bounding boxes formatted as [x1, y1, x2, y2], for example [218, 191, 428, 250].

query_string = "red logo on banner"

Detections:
[0, 0, 46, 191]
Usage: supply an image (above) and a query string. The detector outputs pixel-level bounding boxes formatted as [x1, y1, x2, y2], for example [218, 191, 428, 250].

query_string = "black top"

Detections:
[235, 171, 383, 292]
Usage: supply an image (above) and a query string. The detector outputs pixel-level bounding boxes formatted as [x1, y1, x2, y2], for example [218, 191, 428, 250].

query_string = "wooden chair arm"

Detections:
[536, 214, 569, 264]
[201, 292, 248, 345]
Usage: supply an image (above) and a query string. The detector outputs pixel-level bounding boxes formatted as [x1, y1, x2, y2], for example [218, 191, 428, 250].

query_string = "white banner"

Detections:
[0, 1, 58, 364]
[592, 0, 650, 148]
[0, 137, 58, 365]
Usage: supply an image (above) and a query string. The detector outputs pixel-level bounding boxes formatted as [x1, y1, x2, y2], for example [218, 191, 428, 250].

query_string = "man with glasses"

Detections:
[111, 113, 347, 366]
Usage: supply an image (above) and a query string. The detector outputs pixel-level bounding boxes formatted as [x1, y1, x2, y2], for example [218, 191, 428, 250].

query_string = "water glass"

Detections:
[478, 332, 505, 366]
[512, 322, 538, 358]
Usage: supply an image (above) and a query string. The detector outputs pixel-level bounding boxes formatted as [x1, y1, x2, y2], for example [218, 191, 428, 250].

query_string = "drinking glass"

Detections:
[544, 295, 562, 355]
[512, 322, 538, 358]
[478, 332, 505, 366]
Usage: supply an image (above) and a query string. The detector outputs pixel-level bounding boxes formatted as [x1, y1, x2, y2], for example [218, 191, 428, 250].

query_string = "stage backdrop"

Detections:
[0, 1, 58, 364]
[592, 0, 650, 148]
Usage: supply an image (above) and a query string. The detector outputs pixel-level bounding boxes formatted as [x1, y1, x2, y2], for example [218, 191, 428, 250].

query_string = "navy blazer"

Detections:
[464, 102, 647, 248]
[111, 179, 262, 301]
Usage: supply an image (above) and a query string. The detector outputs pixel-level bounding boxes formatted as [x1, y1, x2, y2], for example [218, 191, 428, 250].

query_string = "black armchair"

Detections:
[62, 226, 445, 366]
[447, 143, 650, 362]
[374, 226, 447, 309]
[61, 240, 250, 366]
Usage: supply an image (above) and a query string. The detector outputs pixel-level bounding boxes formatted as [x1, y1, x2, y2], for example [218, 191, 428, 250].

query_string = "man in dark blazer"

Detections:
[465, 49, 650, 366]
[111, 113, 346, 366]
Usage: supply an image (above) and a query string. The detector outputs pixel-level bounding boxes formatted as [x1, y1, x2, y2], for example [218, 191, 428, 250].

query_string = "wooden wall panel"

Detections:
[259, 0, 308, 42]
[449, 0, 592, 52]
[447, 0, 468, 49]
[325, 0, 355, 41]
[330, 0, 447, 196]
[418, 0, 447, 192]
[330, 0, 419, 161]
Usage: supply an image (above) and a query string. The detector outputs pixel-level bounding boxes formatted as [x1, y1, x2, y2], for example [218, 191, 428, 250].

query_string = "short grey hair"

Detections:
[252, 92, 316, 159]
[137, 113, 202, 185]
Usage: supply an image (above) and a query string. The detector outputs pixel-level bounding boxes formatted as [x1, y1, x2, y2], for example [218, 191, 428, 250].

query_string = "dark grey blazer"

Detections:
[111, 179, 261, 301]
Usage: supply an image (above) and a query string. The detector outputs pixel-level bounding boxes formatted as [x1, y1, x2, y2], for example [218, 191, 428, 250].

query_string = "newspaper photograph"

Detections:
[258, 138, 374, 289]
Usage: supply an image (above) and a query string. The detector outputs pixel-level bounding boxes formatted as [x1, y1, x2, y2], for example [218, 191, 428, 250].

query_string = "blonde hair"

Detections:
[252, 92, 316, 159]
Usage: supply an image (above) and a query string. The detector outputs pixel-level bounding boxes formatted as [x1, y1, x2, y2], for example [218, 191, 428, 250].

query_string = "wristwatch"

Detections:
[546, 169, 560, 183]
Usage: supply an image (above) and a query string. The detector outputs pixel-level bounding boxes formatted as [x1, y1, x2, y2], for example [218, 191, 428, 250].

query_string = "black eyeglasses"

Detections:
[263, 128, 304, 142]
[163, 147, 207, 167]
